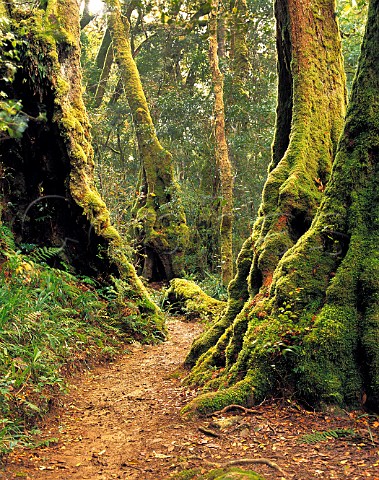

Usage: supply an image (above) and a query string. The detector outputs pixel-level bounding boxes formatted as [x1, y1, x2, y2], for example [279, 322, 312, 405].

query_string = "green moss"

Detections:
[171, 468, 265, 480]
[108, 0, 188, 280]
[207, 469, 265, 480]
[55, 76, 70, 96]
[182, 375, 255, 417]
[103, 226, 120, 241]
[165, 279, 226, 320]
[185, 236, 254, 367]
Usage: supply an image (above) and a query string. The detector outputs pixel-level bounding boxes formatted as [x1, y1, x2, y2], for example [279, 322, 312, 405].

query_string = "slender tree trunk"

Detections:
[209, 0, 234, 286]
[183, 0, 348, 414]
[88, 29, 112, 96]
[93, 41, 114, 107]
[230, 0, 251, 82]
[0, 0, 164, 335]
[106, 0, 189, 281]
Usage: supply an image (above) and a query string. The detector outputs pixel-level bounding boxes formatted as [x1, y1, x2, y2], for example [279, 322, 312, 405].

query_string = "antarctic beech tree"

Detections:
[183, 0, 357, 413]
[0, 0, 164, 334]
[106, 0, 189, 281]
[209, 0, 234, 286]
[185, 0, 346, 368]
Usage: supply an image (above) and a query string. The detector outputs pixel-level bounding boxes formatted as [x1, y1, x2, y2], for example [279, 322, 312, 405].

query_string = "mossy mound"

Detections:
[164, 279, 226, 321]
[171, 467, 265, 480]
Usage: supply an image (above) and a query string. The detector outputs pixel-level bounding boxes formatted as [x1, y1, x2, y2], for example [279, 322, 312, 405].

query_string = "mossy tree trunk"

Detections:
[209, 0, 234, 287]
[106, 0, 189, 281]
[230, 0, 251, 83]
[185, 0, 346, 369]
[87, 28, 112, 96]
[184, 0, 353, 414]
[0, 0, 164, 333]
[93, 37, 114, 108]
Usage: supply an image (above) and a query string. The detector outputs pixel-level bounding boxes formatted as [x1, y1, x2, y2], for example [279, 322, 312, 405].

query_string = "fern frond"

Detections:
[0, 225, 15, 253]
[298, 428, 355, 444]
[29, 246, 62, 264]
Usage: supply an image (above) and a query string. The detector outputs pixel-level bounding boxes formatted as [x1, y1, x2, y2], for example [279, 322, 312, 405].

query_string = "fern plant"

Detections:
[298, 428, 355, 444]
[28, 245, 63, 264]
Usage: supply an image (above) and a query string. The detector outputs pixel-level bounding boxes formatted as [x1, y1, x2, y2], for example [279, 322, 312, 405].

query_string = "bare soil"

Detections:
[1, 317, 379, 480]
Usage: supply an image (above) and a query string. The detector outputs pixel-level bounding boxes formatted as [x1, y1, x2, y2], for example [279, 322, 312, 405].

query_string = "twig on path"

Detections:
[207, 404, 260, 417]
[198, 426, 221, 437]
[120, 462, 142, 471]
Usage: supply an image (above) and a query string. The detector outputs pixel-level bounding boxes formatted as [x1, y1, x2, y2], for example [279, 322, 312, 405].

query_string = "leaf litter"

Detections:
[1, 317, 378, 480]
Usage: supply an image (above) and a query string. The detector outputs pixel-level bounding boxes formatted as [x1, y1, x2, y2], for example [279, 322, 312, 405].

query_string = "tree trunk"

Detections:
[93, 40, 114, 108]
[106, 0, 189, 281]
[87, 29, 112, 96]
[183, 0, 349, 414]
[209, 0, 234, 286]
[0, 0, 164, 334]
[230, 0, 251, 82]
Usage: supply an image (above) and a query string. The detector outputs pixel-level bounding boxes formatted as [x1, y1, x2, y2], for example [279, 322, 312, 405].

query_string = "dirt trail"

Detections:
[2, 317, 379, 480]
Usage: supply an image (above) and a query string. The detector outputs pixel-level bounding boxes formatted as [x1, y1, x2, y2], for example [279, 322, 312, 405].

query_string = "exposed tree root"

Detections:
[195, 456, 287, 477]
[207, 404, 260, 417]
[198, 426, 221, 437]
[223, 458, 287, 476]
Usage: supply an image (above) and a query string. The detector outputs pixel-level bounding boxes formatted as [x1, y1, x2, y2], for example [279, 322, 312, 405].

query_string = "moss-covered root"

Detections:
[164, 278, 226, 320]
[185, 236, 254, 367]
[172, 467, 266, 480]
[181, 375, 255, 417]
[207, 469, 265, 480]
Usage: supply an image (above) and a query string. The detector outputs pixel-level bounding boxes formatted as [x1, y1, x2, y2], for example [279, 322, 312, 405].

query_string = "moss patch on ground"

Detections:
[171, 467, 265, 480]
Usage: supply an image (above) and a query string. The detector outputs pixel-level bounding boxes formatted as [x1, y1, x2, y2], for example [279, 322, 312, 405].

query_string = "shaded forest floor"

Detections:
[1, 317, 379, 480]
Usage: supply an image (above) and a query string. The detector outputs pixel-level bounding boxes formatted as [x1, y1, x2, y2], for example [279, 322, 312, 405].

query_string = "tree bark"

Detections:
[230, 0, 251, 82]
[183, 0, 349, 414]
[87, 29, 112, 96]
[0, 0, 164, 335]
[106, 0, 189, 281]
[93, 40, 114, 108]
[209, 0, 234, 286]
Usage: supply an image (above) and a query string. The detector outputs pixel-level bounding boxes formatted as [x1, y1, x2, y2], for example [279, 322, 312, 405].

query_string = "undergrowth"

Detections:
[0, 227, 157, 455]
[186, 271, 228, 302]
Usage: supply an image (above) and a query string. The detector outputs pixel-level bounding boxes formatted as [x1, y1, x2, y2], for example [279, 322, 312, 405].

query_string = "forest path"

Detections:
[2, 317, 379, 480]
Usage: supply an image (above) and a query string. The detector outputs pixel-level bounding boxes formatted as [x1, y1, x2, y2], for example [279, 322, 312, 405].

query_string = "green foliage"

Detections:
[0, 228, 161, 455]
[82, 0, 276, 279]
[182, 272, 228, 302]
[298, 428, 355, 444]
[337, 0, 368, 90]
[0, 17, 28, 141]
[198, 272, 228, 302]
[26, 245, 66, 264]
